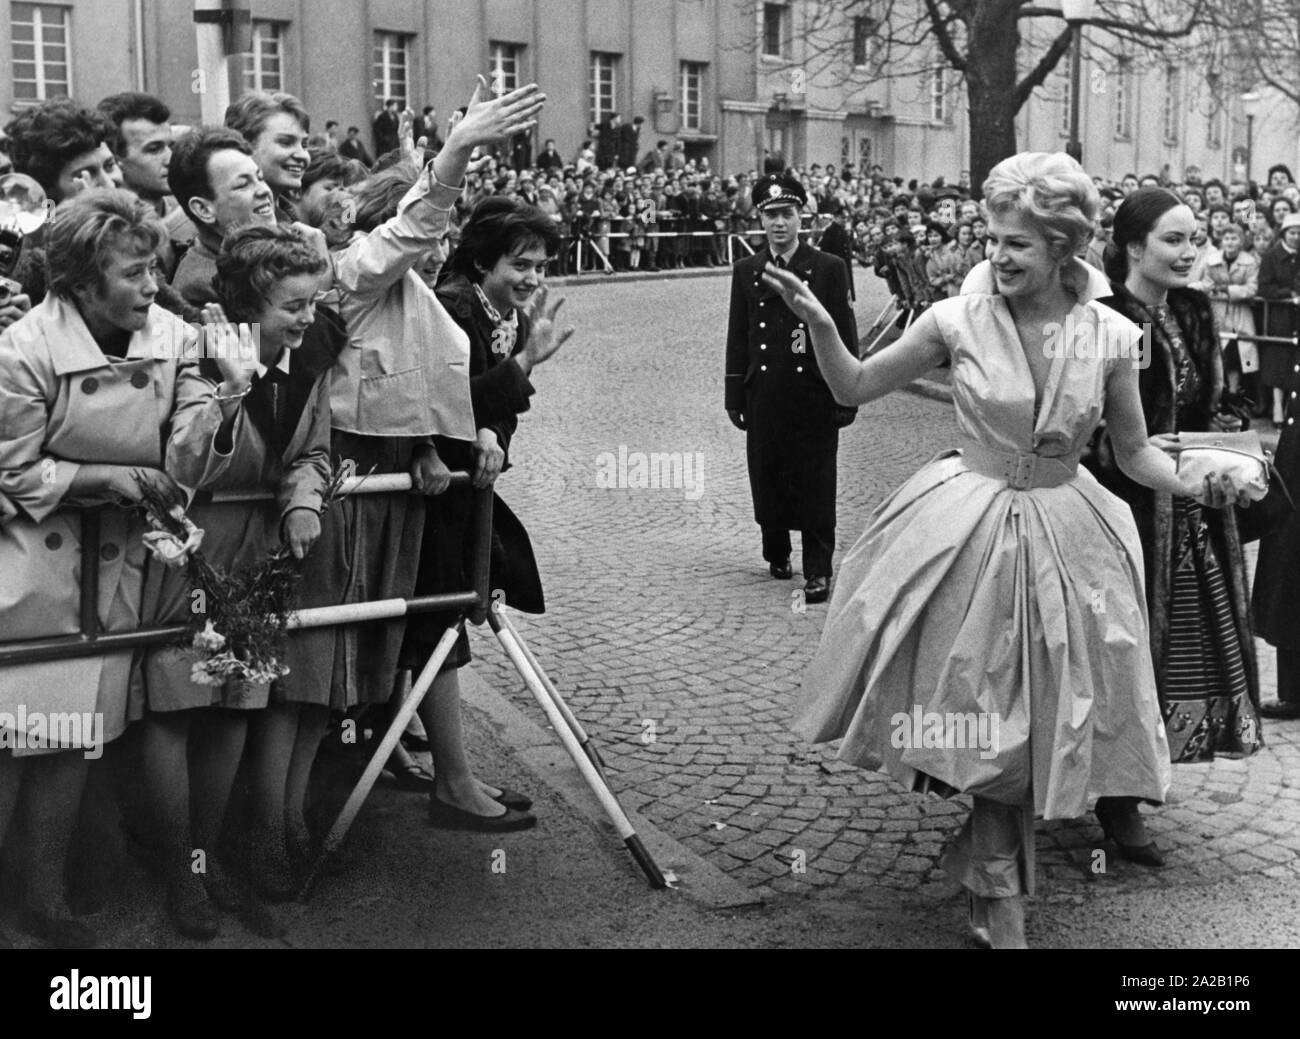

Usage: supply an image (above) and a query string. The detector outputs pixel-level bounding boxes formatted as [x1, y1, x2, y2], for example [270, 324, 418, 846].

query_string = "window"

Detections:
[1113, 59, 1131, 138]
[242, 20, 284, 93]
[858, 135, 872, 171]
[1060, 67, 1072, 135]
[1205, 72, 1223, 149]
[1162, 65, 1180, 143]
[589, 51, 619, 125]
[679, 61, 705, 132]
[489, 41, 523, 96]
[841, 135, 850, 168]
[927, 56, 948, 123]
[853, 16, 879, 68]
[762, 3, 786, 58]
[10, 2, 70, 103]
[373, 31, 412, 109]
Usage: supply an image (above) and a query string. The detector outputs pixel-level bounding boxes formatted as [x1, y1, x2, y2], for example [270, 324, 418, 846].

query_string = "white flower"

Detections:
[143, 513, 205, 568]
[192, 620, 227, 654]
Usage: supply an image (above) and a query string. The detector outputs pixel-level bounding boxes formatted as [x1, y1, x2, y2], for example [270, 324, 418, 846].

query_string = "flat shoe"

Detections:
[164, 890, 219, 942]
[1095, 801, 1165, 868]
[387, 761, 436, 792]
[1259, 700, 1300, 720]
[18, 905, 97, 949]
[770, 559, 793, 580]
[428, 795, 537, 832]
[490, 787, 533, 811]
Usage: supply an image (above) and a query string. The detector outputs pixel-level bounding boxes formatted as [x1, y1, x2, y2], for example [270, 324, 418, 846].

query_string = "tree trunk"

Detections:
[965, 0, 1023, 195]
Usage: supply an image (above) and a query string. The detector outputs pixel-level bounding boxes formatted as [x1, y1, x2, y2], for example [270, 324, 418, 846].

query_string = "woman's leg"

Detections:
[19, 751, 96, 943]
[284, 704, 329, 862]
[941, 796, 1031, 948]
[141, 713, 201, 896]
[245, 704, 298, 896]
[416, 668, 505, 817]
[189, 709, 248, 874]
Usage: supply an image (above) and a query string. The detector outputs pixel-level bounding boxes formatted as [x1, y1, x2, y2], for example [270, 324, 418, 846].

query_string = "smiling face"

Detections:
[252, 271, 318, 361]
[956, 224, 973, 248]
[760, 203, 800, 252]
[480, 241, 549, 315]
[74, 241, 159, 338]
[55, 143, 123, 201]
[250, 111, 310, 195]
[1128, 204, 1197, 291]
[1273, 199, 1294, 226]
[1220, 228, 1242, 260]
[986, 208, 1063, 301]
[193, 148, 276, 235]
[116, 118, 172, 200]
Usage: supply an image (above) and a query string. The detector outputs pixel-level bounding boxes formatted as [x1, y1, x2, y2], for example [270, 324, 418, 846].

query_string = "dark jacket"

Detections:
[617, 123, 640, 170]
[818, 222, 855, 300]
[726, 242, 856, 529]
[1252, 364, 1300, 648]
[1256, 239, 1300, 339]
[1087, 282, 1257, 708]
[413, 273, 544, 617]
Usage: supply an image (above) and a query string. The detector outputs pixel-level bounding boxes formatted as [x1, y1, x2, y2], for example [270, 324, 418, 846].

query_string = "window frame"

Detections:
[242, 19, 285, 94]
[489, 40, 523, 97]
[1162, 64, 1180, 145]
[762, 3, 787, 60]
[679, 60, 705, 132]
[10, 1, 72, 105]
[1113, 59, 1131, 140]
[589, 51, 619, 126]
[373, 30, 413, 110]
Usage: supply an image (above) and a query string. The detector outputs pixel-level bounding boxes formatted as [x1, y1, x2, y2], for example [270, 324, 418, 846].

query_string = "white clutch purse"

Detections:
[1169, 431, 1271, 503]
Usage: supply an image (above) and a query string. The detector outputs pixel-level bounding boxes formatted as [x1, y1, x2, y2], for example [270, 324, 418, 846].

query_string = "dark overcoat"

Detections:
[1251, 359, 1300, 649]
[725, 242, 856, 529]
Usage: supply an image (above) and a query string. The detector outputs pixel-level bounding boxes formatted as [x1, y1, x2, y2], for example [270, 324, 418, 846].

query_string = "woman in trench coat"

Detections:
[0, 189, 190, 947]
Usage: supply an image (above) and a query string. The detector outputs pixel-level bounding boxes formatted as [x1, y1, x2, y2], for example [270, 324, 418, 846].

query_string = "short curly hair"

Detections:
[44, 188, 163, 299]
[3, 99, 113, 196]
[214, 223, 326, 323]
[981, 152, 1099, 261]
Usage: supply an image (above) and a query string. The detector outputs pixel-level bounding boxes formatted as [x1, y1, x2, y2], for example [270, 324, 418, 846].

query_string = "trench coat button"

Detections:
[81, 377, 98, 394]
[131, 370, 150, 389]
[44, 533, 63, 551]
[101, 543, 120, 561]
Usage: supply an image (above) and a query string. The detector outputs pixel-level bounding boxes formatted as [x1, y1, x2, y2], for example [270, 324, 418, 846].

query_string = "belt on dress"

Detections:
[959, 439, 1080, 490]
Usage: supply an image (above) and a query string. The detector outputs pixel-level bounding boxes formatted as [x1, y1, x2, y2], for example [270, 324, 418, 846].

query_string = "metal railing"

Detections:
[0, 472, 493, 668]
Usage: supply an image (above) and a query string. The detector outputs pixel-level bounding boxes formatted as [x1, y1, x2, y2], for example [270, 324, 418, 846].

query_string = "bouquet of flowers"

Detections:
[133, 462, 360, 688]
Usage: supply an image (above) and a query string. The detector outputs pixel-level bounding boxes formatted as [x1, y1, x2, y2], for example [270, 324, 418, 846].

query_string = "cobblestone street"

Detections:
[468, 268, 1300, 910]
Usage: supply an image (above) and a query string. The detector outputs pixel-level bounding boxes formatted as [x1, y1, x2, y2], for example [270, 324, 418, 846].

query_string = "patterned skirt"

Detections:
[1162, 497, 1262, 761]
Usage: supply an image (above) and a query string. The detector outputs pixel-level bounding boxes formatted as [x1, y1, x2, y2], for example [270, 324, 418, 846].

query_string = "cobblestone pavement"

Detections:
[468, 269, 1300, 908]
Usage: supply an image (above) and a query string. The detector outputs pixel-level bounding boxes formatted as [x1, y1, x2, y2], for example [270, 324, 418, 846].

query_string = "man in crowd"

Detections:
[373, 98, 401, 157]
[5, 98, 122, 201]
[725, 172, 856, 604]
[96, 91, 195, 277]
[338, 125, 373, 166]
[596, 112, 622, 170]
[619, 115, 643, 171]
[536, 137, 564, 173]
[417, 105, 444, 151]
[167, 127, 279, 306]
[639, 139, 668, 173]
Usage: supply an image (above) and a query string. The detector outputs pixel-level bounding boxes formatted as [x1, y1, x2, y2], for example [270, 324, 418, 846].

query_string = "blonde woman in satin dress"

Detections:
[771, 153, 1239, 948]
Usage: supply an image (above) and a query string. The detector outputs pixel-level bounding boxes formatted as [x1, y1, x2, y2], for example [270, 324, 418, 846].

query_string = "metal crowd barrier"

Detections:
[0, 470, 666, 890]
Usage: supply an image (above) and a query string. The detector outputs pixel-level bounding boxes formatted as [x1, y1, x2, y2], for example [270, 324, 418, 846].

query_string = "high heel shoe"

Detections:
[986, 895, 1028, 949]
[1095, 798, 1165, 868]
[966, 892, 991, 949]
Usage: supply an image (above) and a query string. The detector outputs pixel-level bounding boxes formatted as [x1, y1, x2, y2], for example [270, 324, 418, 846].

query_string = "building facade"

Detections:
[2, 0, 1296, 185]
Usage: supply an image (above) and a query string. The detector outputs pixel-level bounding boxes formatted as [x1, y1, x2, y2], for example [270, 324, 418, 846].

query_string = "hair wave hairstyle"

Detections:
[44, 188, 163, 299]
[981, 152, 1099, 262]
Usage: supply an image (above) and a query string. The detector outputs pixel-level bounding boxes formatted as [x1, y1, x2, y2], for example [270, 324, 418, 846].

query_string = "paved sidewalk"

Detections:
[467, 268, 1300, 922]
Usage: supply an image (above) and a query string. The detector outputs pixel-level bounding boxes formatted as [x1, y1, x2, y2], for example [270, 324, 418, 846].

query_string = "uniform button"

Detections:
[759, 322, 765, 328]
[44, 533, 63, 551]
[131, 370, 150, 389]
[1293, 364, 1299, 373]
[1290, 418, 1295, 426]
[760, 364, 767, 371]
[81, 377, 99, 394]
[760, 344, 767, 350]
[759, 301, 765, 307]
[796, 366, 803, 373]
[101, 543, 120, 561]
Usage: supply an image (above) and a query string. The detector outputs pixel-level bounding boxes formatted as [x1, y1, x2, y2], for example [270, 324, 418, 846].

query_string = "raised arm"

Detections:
[760, 262, 945, 406]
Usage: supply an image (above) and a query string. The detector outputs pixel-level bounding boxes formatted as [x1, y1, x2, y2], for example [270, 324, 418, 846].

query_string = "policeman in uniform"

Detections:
[726, 172, 856, 603]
